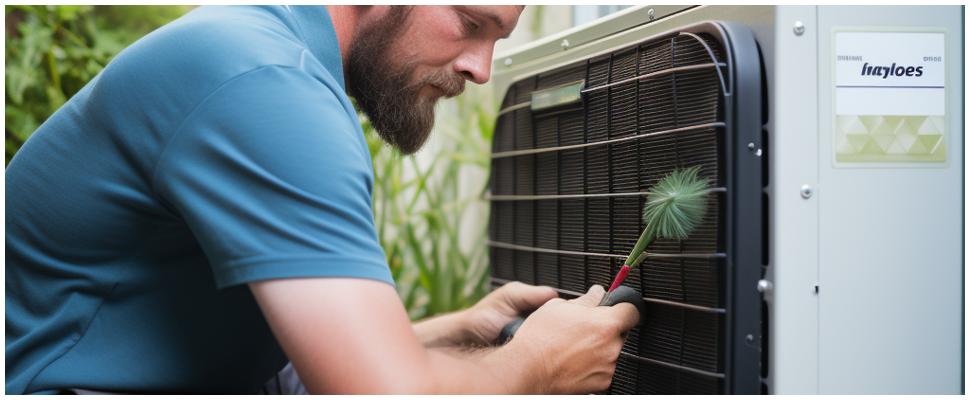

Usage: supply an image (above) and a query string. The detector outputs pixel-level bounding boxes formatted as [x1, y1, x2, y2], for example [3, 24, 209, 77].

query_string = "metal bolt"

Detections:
[793, 21, 805, 36]
[748, 142, 763, 157]
[757, 279, 773, 294]
[560, 39, 570, 51]
[745, 334, 755, 344]
[648, 8, 656, 20]
[800, 184, 813, 199]
[503, 57, 512, 67]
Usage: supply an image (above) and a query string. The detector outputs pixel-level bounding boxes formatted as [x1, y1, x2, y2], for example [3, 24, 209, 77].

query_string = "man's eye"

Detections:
[459, 14, 480, 35]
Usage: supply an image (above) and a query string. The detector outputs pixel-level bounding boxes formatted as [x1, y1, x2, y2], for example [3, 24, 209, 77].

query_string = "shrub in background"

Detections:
[362, 85, 495, 320]
[5, 5, 191, 164]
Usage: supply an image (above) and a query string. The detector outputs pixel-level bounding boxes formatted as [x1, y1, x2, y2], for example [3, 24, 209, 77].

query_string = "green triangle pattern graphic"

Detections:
[846, 134, 870, 153]
[836, 114, 946, 162]
[917, 134, 942, 154]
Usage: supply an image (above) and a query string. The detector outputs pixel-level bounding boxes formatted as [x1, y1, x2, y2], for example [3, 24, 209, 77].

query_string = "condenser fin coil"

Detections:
[488, 21, 765, 394]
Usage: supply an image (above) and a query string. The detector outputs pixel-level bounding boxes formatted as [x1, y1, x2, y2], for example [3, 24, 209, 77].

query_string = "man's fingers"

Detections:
[569, 285, 605, 307]
[501, 282, 558, 313]
[602, 302, 640, 332]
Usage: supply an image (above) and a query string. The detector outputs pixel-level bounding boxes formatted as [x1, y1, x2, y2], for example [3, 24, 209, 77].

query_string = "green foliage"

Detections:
[625, 166, 712, 267]
[363, 85, 496, 320]
[5, 5, 190, 164]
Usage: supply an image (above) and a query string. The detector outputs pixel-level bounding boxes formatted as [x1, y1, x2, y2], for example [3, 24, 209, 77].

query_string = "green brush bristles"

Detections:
[623, 166, 711, 267]
[643, 166, 710, 240]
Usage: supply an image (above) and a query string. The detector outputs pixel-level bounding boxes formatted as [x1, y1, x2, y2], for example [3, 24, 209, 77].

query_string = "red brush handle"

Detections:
[607, 264, 632, 292]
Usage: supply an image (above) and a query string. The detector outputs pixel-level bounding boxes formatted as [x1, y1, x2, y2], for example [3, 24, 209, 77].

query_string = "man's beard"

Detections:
[346, 7, 465, 155]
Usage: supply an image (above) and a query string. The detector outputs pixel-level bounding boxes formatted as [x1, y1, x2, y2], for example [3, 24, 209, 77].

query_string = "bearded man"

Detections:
[5, 6, 638, 394]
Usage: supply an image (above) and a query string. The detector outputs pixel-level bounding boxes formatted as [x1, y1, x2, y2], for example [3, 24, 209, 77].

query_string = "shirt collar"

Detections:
[285, 5, 346, 90]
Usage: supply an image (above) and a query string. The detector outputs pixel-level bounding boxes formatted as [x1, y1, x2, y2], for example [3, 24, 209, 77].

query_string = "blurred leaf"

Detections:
[404, 224, 433, 292]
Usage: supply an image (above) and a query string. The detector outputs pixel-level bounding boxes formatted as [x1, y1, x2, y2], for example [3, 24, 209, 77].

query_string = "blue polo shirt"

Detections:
[5, 6, 393, 394]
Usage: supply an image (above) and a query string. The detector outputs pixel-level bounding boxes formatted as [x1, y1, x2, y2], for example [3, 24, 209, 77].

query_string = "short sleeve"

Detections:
[153, 65, 393, 288]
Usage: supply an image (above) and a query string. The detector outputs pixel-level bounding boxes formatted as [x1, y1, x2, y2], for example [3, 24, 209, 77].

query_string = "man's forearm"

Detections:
[413, 314, 539, 393]
[421, 340, 542, 394]
[412, 309, 475, 347]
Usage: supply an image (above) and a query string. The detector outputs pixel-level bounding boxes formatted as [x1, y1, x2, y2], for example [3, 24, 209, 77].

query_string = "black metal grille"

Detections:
[487, 22, 766, 394]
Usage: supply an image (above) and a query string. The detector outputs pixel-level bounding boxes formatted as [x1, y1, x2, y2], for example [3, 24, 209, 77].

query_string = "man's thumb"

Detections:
[570, 284, 606, 307]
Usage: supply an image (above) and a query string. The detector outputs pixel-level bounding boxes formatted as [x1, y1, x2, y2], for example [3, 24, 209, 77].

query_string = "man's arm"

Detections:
[250, 277, 530, 393]
[249, 278, 638, 394]
[411, 310, 476, 348]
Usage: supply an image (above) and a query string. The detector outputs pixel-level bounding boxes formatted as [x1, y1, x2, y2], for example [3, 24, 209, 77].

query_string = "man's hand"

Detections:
[500, 285, 640, 394]
[411, 281, 555, 347]
[462, 281, 557, 344]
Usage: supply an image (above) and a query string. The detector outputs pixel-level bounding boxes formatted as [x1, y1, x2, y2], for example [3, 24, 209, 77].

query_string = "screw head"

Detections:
[757, 279, 772, 293]
[800, 184, 813, 199]
[747, 142, 756, 150]
[793, 21, 805, 36]
[560, 39, 570, 50]
[745, 334, 755, 344]
[503, 57, 512, 67]
[648, 8, 656, 20]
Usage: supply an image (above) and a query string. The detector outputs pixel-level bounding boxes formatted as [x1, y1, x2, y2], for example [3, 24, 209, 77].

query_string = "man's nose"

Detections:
[453, 44, 494, 85]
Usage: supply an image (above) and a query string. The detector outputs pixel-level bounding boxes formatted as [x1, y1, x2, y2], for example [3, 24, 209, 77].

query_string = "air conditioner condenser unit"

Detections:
[486, 5, 963, 395]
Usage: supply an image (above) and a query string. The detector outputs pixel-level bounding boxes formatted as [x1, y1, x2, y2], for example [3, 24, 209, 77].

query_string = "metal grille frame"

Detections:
[487, 22, 764, 394]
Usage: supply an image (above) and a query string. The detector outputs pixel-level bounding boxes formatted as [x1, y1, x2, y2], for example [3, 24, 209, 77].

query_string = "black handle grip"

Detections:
[598, 285, 646, 314]
[495, 286, 644, 345]
[496, 317, 524, 344]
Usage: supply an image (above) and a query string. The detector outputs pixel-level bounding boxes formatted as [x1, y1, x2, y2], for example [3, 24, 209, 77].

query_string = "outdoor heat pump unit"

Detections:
[486, 6, 963, 395]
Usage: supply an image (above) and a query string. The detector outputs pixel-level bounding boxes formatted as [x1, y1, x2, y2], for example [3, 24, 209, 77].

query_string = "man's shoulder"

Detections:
[148, 6, 311, 72]
[95, 6, 335, 111]
[76, 5, 355, 157]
